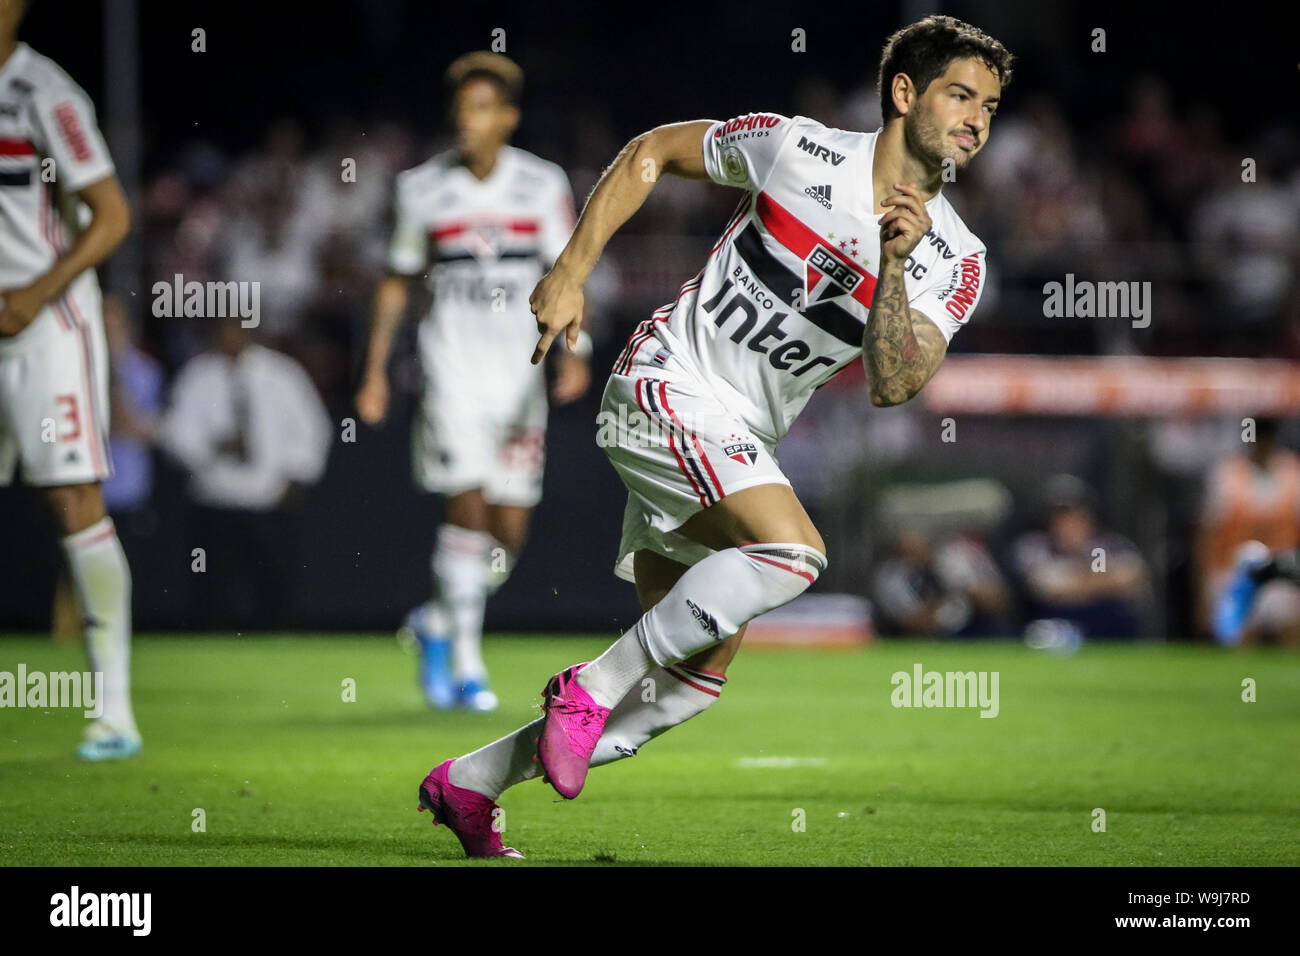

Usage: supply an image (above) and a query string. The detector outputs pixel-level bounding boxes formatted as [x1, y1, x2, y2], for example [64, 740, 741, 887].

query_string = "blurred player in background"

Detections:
[1214, 544, 1300, 647]
[1195, 416, 1300, 639]
[0, 0, 136, 758]
[417, 16, 1012, 857]
[356, 52, 589, 712]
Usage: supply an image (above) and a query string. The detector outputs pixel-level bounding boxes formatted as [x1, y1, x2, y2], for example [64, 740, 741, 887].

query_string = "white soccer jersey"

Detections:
[612, 112, 987, 446]
[0, 43, 115, 290]
[387, 145, 575, 389]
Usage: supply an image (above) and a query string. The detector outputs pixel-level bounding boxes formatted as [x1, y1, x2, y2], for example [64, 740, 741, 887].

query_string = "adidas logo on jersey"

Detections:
[685, 599, 720, 639]
[804, 184, 833, 209]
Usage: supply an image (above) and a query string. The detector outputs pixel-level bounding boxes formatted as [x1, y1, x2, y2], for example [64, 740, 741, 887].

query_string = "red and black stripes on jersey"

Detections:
[0, 136, 35, 186]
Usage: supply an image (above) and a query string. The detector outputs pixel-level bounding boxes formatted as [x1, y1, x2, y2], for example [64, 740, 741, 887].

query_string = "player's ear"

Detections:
[890, 72, 916, 117]
[504, 103, 521, 134]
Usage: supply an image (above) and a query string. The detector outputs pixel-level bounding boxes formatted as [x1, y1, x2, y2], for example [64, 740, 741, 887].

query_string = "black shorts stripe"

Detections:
[733, 224, 865, 346]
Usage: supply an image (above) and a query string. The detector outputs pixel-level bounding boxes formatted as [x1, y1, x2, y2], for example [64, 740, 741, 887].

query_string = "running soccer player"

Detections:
[356, 51, 589, 712]
[0, 0, 136, 758]
[417, 16, 1012, 857]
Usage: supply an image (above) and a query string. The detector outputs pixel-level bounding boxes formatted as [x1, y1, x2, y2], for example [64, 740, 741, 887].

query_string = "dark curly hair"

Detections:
[877, 16, 1014, 122]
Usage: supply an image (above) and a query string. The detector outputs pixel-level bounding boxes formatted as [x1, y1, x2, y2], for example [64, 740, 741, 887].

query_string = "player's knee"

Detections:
[740, 542, 827, 598]
[444, 489, 489, 531]
[43, 483, 106, 535]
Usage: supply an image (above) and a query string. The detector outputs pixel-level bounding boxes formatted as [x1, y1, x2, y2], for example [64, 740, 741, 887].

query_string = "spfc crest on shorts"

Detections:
[723, 435, 759, 465]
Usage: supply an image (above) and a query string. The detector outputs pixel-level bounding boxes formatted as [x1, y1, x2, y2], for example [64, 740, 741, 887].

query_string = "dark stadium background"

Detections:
[3, 0, 1297, 638]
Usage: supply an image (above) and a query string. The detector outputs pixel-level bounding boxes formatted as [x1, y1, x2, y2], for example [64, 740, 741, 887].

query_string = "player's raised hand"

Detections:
[355, 374, 390, 425]
[529, 267, 584, 365]
[879, 182, 932, 265]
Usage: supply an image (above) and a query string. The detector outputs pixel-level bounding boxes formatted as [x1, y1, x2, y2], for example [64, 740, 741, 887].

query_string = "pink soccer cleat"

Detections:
[537, 663, 611, 800]
[417, 759, 523, 859]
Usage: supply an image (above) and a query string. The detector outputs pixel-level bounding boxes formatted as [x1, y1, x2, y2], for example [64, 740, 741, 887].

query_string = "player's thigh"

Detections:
[632, 548, 747, 674]
[678, 482, 825, 555]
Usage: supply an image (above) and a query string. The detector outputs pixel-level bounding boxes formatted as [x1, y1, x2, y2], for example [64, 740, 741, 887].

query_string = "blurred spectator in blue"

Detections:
[102, 294, 163, 515]
[1013, 474, 1151, 639]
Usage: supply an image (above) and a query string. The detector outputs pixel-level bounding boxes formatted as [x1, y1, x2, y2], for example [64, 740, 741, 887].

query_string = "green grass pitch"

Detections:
[2, 634, 1297, 866]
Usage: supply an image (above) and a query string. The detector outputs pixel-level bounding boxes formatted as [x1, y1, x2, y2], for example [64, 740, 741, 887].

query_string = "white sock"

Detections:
[577, 543, 825, 708]
[432, 524, 493, 683]
[449, 717, 544, 799]
[62, 517, 136, 735]
[591, 664, 725, 764]
[447, 665, 726, 799]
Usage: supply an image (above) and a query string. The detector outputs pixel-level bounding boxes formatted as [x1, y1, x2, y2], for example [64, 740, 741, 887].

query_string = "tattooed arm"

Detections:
[864, 182, 948, 407]
[864, 264, 949, 407]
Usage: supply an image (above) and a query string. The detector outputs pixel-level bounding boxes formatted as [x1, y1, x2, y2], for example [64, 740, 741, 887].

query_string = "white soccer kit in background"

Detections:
[0, 42, 116, 487]
[606, 113, 989, 579]
[388, 145, 575, 506]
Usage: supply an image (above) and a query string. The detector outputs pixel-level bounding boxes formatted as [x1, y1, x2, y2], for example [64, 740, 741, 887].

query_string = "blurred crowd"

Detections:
[78, 74, 1300, 642]
[125, 74, 1300, 399]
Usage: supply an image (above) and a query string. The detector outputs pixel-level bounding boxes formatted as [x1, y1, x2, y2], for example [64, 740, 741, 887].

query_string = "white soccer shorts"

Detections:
[412, 368, 548, 507]
[0, 274, 112, 488]
[601, 349, 791, 582]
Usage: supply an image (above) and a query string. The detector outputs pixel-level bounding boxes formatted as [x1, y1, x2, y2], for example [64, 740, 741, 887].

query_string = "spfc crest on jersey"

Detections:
[465, 222, 505, 259]
[804, 242, 864, 306]
[723, 435, 759, 465]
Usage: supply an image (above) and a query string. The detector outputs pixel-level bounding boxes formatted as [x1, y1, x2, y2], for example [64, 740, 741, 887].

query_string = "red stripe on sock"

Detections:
[71, 522, 116, 549]
[746, 552, 816, 584]
[665, 666, 722, 697]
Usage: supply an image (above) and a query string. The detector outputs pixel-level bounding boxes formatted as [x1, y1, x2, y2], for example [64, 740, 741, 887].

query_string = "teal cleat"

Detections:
[77, 722, 142, 762]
